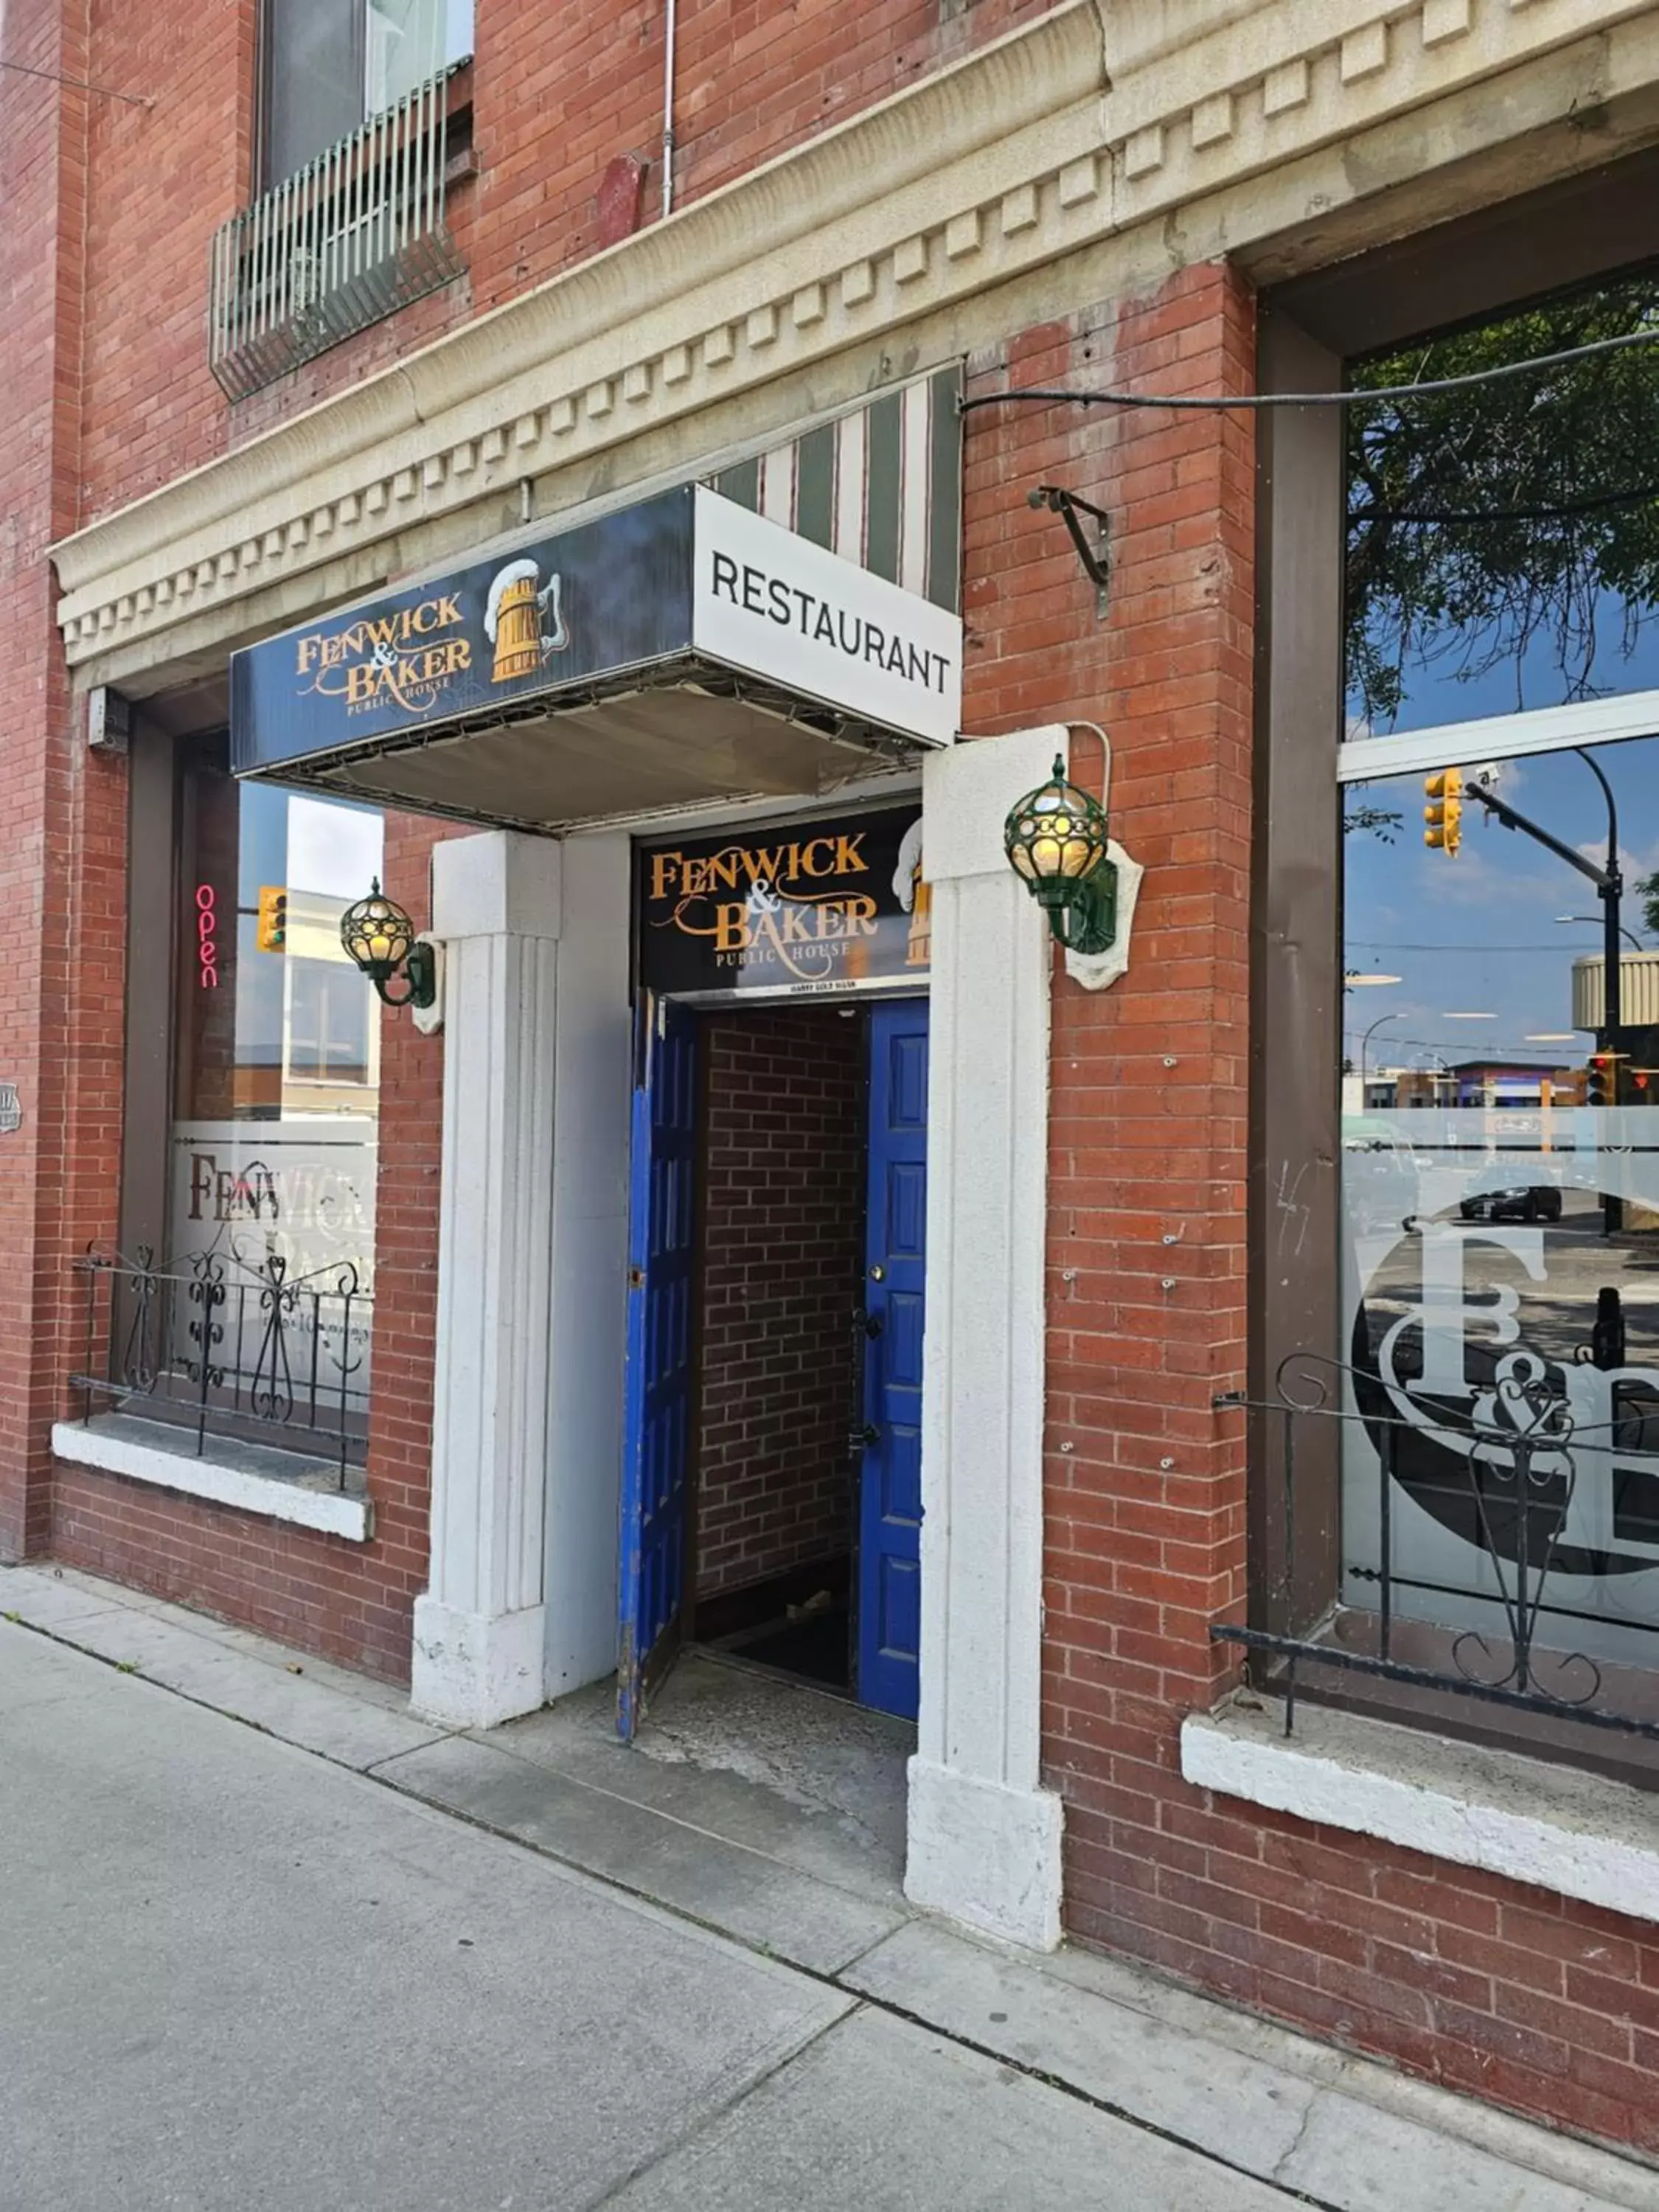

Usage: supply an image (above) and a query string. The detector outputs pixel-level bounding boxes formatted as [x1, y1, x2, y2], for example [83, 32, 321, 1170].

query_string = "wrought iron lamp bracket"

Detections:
[371, 940, 438, 1009]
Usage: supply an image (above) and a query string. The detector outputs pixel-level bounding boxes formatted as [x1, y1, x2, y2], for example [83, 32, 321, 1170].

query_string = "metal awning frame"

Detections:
[237, 652, 932, 836]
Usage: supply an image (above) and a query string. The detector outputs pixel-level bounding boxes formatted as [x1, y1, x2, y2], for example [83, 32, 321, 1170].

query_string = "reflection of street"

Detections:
[1345, 1172, 1659, 1669]
[1360, 1197, 1659, 1380]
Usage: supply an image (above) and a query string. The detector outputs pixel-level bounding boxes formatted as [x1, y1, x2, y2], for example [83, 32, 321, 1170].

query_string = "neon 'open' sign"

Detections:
[195, 884, 219, 988]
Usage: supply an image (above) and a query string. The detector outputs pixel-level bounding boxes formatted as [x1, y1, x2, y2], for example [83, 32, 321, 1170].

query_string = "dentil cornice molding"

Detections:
[52, 0, 1658, 680]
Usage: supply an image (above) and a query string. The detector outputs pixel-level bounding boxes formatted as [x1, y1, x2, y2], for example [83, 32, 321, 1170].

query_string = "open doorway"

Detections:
[690, 1003, 867, 1691]
[616, 992, 928, 1737]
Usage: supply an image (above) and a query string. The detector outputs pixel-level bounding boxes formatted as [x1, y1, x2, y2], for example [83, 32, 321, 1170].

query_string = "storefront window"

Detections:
[1331, 262, 1659, 1722]
[1343, 271, 1659, 741]
[1342, 726, 1659, 1701]
[170, 760, 383, 1424]
[1343, 735, 1659, 1675]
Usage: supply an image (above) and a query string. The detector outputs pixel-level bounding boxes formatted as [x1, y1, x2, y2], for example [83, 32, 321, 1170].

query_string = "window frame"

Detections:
[1248, 148, 1659, 1773]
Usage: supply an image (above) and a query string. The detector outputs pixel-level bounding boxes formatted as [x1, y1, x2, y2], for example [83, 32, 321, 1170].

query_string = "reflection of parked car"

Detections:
[1459, 1185, 1562, 1223]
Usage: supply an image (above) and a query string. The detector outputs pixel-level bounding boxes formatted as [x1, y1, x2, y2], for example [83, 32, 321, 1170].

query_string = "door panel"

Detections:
[858, 999, 929, 1720]
[617, 995, 698, 1741]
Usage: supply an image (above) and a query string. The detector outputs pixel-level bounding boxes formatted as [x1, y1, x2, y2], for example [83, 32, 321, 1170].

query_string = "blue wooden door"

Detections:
[616, 994, 698, 1741]
[858, 999, 929, 1720]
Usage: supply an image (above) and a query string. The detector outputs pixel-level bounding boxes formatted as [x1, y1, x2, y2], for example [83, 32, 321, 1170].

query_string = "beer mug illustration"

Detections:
[484, 558, 570, 684]
[892, 815, 930, 968]
[906, 875, 932, 967]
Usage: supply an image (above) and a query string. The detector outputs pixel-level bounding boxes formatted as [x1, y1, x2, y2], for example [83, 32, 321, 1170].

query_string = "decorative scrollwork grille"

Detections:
[73, 1246, 372, 1491]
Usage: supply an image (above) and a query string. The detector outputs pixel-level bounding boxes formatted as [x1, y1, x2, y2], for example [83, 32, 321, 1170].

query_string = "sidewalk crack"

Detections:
[580, 2003, 861, 2211]
[1269, 2090, 1319, 2187]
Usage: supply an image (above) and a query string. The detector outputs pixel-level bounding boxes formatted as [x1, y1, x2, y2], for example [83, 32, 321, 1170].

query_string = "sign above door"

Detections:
[636, 804, 929, 1003]
[690, 492, 958, 748]
[229, 488, 961, 833]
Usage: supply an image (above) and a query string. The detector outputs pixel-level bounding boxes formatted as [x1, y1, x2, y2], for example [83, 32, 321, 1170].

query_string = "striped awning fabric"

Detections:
[706, 366, 961, 615]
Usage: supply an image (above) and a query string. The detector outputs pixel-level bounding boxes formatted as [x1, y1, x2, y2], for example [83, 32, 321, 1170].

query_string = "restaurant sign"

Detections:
[232, 492, 695, 776]
[636, 807, 929, 1001]
[231, 487, 961, 778]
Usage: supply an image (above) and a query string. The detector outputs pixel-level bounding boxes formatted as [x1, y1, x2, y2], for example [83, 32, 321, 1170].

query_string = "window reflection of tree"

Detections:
[1346, 273, 1659, 729]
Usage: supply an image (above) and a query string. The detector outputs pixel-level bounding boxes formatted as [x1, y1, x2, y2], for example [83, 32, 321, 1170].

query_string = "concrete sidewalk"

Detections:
[3, 1562, 1655, 2212]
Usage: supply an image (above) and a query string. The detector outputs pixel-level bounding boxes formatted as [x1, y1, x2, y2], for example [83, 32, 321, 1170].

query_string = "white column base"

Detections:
[411, 1594, 547, 1729]
[905, 1756, 1064, 1951]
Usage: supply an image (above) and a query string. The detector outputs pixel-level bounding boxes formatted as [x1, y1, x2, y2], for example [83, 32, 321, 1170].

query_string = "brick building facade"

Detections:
[7, 0, 1659, 2164]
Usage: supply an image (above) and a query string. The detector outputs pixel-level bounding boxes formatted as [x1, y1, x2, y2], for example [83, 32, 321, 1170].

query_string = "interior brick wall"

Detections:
[961, 265, 1659, 2156]
[695, 1007, 864, 1601]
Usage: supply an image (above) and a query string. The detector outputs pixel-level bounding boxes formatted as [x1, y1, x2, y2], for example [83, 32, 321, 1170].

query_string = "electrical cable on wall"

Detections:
[960, 326, 1659, 417]
[0, 58, 152, 106]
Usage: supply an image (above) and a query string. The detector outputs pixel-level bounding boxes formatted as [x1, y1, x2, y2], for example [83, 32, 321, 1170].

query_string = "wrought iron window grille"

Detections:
[1214, 1351, 1659, 1756]
[72, 1246, 372, 1491]
[209, 69, 466, 402]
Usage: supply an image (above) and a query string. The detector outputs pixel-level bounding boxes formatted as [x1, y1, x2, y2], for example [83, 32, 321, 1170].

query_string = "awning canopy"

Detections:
[231, 485, 962, 832]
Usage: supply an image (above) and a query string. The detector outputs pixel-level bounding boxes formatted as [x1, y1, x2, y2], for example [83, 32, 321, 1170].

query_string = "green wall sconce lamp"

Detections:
[1004, 754, 1119, 957]
[340, 878, 438, 1009]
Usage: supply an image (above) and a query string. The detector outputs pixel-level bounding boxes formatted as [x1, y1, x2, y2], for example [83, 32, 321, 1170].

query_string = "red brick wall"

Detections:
[75, 0, 1057, 515]
[47, 1459, 411, 1679]
[74, 1, 256, 514]
[695, 1007, 864, 1599]
[466, 0, 1053, 313]
[0, 4, 129, 1564]
[959, 266, 1659, 2155]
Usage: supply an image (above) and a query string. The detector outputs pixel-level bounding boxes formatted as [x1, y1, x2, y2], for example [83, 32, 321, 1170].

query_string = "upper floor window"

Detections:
[213, 0, 470, 397]
[263, 0, 473, 187]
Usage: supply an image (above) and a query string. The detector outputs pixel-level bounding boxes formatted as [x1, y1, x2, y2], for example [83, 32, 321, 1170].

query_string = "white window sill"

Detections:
[1182, 1695, 1659, 1925]
[52, 1416, 372, 1544]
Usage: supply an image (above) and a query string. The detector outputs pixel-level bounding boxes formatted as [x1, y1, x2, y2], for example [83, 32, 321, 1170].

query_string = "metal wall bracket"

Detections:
[86, 687, 132, 754]
[1027, 484, 1111, 612]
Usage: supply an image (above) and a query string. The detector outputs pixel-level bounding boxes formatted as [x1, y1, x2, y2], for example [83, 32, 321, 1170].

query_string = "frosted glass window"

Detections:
[1340, 732, 1659, 1687]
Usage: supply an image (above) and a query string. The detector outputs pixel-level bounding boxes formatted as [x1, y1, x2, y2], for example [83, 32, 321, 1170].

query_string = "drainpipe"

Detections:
[661, 0, 678, 216]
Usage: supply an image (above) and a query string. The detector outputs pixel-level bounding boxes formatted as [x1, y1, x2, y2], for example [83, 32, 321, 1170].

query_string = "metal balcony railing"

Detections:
[209, 72, 464, 402]
[72, 1247, 372, 1489]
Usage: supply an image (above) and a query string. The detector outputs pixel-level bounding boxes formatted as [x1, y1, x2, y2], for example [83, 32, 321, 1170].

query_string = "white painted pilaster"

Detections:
[543, 832, 633, 1700]
[906, 725, 1065, 1950]
[412, 831, 562, 1728]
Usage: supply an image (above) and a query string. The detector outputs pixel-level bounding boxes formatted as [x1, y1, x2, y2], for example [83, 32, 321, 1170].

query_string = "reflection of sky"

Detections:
[238, 786, 383, 905]
[1343, 734, 1659, 1072]
[287, 794, 383, 900]
[1346, 586, 1659, 737]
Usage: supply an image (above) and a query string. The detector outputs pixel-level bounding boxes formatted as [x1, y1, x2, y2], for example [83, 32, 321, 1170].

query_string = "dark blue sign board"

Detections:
[231, 487, 698, 775]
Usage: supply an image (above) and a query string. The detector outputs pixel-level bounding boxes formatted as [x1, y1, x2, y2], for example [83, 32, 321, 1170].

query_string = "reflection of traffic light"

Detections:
[256, 886, 288, 952]
[1587, 1053, 1616, 1107]
[1423, 768, 1463, 855]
